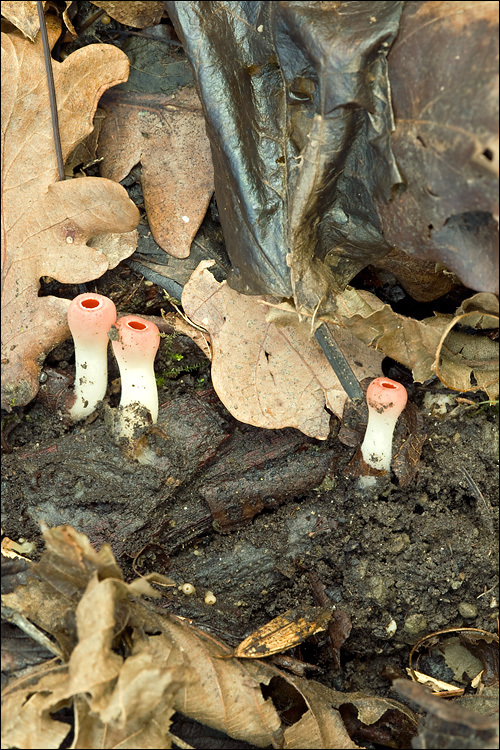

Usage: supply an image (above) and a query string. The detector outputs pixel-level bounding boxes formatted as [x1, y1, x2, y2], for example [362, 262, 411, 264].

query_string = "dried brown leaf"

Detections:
[2, 668, 72, 749]
[332, 288, 499, 399]
[2, 525, 420, 749]
[90, 1, 165, 28]
[1, 529, 189, 749]
[156, 618, 284, 746]
[98, 87, 213, 258]
[1, 1, 75, 40]
[281, 678, 359, 749]
[433, 312, 499, 397]
[181, 262, 383, 439]
[1, 19, 139, 410]
[234, 607, 332, 659]
[1, 0, 46, 41]
[392, 401, 427, 488]
[72, 695, 175, 749]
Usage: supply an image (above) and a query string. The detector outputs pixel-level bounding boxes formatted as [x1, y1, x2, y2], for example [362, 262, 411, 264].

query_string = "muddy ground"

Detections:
[2, 288, 498, 726]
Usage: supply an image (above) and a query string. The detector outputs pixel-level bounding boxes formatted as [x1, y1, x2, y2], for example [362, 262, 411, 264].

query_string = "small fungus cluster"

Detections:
[67, 293, 159, 435]
[66, 295, 408, 474]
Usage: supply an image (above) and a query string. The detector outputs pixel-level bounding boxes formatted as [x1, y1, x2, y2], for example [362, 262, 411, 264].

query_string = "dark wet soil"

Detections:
[2, 325, 498, 709]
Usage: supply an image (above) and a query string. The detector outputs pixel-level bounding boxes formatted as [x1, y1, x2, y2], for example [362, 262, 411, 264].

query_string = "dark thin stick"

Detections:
[314, 323, 364, 401]
[77, 7, 106, 35]
[107, 28, 183, 46]
[459, 467, 494, 533]
[37, 1, 65, 181]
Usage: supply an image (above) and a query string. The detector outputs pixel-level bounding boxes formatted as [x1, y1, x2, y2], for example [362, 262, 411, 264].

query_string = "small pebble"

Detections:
[388, 533, 410, 555]
[458, 602, 478, 619]
[404, 613, 427, 637]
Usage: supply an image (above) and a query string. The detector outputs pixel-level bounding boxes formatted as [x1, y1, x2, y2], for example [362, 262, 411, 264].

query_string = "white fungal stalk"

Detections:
[111, 315, 160, 438]
[360, 377, 408, 488]
[67, 293, 117, 421]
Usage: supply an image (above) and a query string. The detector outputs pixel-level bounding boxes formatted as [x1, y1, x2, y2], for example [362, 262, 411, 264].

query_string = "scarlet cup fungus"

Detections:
[67, 293, 117, 421]
[111, 315, 160, 438]
[360, 377, 408, 487]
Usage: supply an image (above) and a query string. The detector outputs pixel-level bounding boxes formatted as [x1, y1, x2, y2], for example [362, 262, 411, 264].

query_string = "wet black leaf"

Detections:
[378, 1, 499, 295]
[166, 1, 404, 315]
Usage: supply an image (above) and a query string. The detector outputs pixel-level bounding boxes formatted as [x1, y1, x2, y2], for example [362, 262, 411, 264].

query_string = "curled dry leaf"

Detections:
[0, 524, 405, 749]
[181, 262, 384, 439]
[1, 18, 139, 410]
[331, 288, 499, 400]
[98, 86, 214, 259]
[1, 0, 47, 41]
[1, 2, 76, 41]
[432, 293, 499, 396]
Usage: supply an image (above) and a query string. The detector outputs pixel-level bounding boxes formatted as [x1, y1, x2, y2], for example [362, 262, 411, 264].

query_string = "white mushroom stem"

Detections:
[111, 316, 160, 437]
[67, 293, 117, 421]
[360, 377, 408, 483]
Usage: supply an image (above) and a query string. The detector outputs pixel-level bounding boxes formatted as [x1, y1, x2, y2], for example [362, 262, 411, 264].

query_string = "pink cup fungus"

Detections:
[67, 293, 117, 421]
[359, 377, 408, 488]
[111, 315, 160, 438]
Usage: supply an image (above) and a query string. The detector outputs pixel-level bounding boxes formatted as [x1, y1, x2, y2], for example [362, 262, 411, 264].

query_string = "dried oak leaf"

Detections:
[1, 526, 189, 749]
[378, 0, 499, 294]
[1, 2, 76, 41]
[181, 261, 383, 439]
[1, 18, 139, 410]
[1, 0, 47, 41]
[98, 86, 214, 259]
[90, 1, 165, 28]
[432, 293, 499, 397]
[331, 288, 499, 400]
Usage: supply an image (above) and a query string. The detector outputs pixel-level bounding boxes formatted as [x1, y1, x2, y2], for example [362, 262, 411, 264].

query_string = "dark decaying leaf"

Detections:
[393, 679, 499, 750]
[166, 1, 404, 316]
[1, 621, 54, 674]
[392, 401, 427, 488]
[377, 0, 499, 295]
[166, 1, 498, 309]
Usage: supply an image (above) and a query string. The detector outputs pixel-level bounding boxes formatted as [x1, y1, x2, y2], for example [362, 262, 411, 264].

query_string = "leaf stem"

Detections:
[36, 1, 65, 181]
[314, 323, 364, 402]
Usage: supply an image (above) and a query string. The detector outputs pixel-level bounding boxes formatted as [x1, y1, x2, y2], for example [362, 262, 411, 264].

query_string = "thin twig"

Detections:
[77, 7, 105, 35]
[37, 1, 65, 181]
[459, 466, 494, 534]
[314, 323, 364, 401]
[1, 604, 63, 659]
